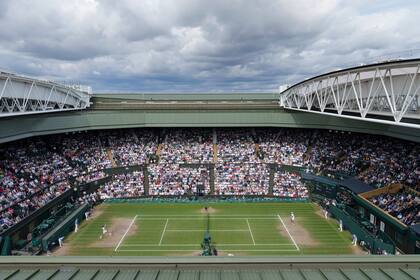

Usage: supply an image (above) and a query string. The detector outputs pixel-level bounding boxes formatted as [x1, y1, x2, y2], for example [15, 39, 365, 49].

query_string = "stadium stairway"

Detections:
[213, 128, 218, 164]
[131, 129, 139, 142]
[303, 145, 312, 162]
[143, 165, 150, 195]
[268, 163, 276, 195]
[255, 143, 260, 159]
[107, 149, 117, 168]
[156, 144, 163, 163]
[212, 128, 217, 144]
[213, 144, 218, 163]
[209, 164, 215, 194]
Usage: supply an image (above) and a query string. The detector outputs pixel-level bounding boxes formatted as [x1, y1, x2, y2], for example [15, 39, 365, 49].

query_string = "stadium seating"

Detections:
[0, 127, 418, 231]
[370, 189, 419, 226]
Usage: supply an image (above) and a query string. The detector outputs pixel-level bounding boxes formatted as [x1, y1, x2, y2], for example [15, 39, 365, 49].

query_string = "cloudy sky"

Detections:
[0, 0, 419, 93]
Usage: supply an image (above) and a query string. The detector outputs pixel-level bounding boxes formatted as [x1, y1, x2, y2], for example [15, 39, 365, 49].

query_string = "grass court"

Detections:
[59, 202, 357, 256]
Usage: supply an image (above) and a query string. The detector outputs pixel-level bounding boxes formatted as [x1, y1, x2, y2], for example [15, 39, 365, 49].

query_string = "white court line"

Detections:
[114, 215, 137, 252]
[159, 218, 169, 246]
[120, 243, 296, 247]
[165, 229, 249, 232]
[136, 215, 278, 217]
[118, 249, 299, 252]
[277, 214, 300, 251]
[137, 217, 278, 220]
[246, 218, 256, 245]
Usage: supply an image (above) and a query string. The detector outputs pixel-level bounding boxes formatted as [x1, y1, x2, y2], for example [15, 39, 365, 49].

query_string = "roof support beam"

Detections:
[280, 59, 420, 128]
[0, 72, 91, 117]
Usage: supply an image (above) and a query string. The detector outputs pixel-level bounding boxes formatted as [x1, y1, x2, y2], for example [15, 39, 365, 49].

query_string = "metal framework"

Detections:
[0, 72, 91, 117]
[280, 59, 420, 128]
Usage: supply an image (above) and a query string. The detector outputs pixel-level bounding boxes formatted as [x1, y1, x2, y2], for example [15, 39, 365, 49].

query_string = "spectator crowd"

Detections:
[97, 171, 144, 199]
[0, 127, 418, 231]
[273, 170, 308, 198]
[160, 129, 213, 163]
[149, 164, 210, 195]
[370, 189, 419, 226]
[216, 163, 269, 195]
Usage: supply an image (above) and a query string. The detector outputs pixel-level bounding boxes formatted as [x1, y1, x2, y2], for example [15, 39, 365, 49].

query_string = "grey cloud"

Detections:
[0, 0, 419, 92]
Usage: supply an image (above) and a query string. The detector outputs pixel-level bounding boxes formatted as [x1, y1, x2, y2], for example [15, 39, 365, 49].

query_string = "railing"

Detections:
[0, 72, 91, 117]
[280, 59, 420, 128]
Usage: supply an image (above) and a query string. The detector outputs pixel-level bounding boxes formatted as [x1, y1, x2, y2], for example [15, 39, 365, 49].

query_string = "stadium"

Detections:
[1, 0, 420, 277]
[0, 58, 419, 279]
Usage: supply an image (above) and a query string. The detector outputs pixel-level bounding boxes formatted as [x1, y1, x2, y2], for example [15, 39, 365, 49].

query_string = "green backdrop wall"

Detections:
[0, 93, 419, 144]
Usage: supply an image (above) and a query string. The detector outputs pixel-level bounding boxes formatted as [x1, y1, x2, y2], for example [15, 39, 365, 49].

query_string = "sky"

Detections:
[0, 0, 419, 93]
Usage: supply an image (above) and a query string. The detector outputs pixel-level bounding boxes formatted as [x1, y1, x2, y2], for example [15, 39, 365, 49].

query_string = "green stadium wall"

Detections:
[1, 108, 419, 144]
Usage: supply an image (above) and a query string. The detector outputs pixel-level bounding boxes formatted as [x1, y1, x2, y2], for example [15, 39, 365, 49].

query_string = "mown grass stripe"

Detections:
[64, 202, 354, 256]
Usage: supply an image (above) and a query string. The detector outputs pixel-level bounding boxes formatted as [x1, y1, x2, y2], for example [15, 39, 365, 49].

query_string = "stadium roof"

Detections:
[93, 92, 278, 101]
[0, 256, 419, 280]
[281, 58, 420, 92]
